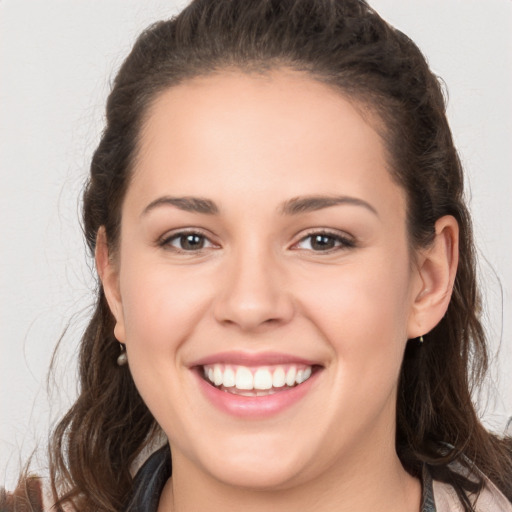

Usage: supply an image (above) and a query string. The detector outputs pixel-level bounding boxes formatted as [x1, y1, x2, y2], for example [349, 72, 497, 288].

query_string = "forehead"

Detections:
[128, 69, 404, 219]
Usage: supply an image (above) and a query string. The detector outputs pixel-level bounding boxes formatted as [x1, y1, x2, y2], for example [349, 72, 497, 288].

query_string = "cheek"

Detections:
[297, 250, 413, 377]
[118, 258, 213, 354]
[116, 256, 216, 434]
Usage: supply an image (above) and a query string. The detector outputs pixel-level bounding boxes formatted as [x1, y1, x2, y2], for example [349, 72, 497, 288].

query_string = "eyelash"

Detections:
[158, 229, 217, 254]
[158, 229, 356, 254]
[292, 230, 356, 253]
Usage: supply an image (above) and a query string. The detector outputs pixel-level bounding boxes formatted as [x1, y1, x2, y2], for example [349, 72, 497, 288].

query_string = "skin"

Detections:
[97, 69, 458, 512]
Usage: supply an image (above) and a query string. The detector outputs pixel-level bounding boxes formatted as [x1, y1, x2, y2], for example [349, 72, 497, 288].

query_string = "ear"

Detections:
[407, 215, 459, 339]
[95, 227, 126, 342]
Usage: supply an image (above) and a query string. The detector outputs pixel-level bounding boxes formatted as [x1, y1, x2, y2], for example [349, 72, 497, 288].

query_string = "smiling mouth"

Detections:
[200, 363, 318, 397]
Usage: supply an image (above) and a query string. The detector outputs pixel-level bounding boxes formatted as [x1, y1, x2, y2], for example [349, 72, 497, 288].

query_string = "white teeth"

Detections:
[223, 367, 235, 387]
[203, 363, 314, 392]
[285, 366, 297, 386]
[253, 368, 273, 390]
[235, 366, 254, 390]
[213, 366, 223, 386]
[272, 367, 286, 388]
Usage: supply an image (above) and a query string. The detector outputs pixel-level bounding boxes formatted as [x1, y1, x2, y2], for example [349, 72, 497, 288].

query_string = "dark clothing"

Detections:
[125, 445, 172, 512]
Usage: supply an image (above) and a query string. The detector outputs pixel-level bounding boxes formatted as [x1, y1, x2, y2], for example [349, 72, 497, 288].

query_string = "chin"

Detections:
[186, 432, 315, 490]
[204, 456, 305, 490]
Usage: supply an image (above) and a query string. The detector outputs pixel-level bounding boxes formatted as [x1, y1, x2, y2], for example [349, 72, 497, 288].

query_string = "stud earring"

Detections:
[419, 335, 424, 344]
[117, 343, 128, 366]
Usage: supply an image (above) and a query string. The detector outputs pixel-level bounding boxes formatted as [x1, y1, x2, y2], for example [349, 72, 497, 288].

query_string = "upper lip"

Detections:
[189, 351, 321, 368]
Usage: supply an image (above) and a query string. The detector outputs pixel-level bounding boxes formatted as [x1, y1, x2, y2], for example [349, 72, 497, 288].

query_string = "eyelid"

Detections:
[291, 228, 356, 252]
[157, 228, 220, 252]
[156, 227, 355, 254]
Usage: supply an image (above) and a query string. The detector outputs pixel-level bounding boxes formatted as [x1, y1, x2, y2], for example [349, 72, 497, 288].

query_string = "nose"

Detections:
[213, 244, 295, 332]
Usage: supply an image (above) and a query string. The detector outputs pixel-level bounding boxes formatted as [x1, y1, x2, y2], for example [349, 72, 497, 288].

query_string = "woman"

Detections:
[2, 1, 511, 511]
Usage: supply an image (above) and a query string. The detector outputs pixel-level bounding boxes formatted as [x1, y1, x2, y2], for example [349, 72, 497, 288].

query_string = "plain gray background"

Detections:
[1, 0, 511, 488]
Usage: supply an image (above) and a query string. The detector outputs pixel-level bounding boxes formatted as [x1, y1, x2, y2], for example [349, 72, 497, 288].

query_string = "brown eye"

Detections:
[161, 231, 215, 252]
[178, 233, 205, 250]
[295, 232, 355, 252]
[310, 234, 337, 251]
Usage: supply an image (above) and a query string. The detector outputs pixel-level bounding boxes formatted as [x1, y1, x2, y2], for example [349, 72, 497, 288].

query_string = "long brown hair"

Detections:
[41, 1, 512, 510]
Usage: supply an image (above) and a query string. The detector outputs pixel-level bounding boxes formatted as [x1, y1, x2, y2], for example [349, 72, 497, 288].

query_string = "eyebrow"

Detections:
[141, 194, 378, 217]
[141, 196, 219, 216]
[279, 195, 378, 216]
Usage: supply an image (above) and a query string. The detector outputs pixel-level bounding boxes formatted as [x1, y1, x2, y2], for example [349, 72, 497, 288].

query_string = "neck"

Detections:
[158, 440, 421, 512]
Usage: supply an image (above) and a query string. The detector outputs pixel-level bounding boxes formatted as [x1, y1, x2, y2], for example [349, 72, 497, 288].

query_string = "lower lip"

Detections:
[194, 369, 320, 418]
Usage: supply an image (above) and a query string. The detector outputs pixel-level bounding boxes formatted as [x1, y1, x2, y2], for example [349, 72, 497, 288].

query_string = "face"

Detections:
[104, 70, 426, 488]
